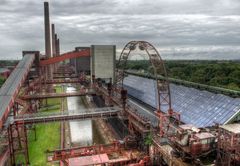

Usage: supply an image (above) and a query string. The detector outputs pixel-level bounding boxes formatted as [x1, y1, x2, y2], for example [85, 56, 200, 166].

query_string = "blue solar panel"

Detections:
[123, 75, 240, 128]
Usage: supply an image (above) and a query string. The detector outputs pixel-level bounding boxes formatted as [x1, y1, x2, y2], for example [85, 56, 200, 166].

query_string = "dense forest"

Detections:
[123, 60, 240, 91]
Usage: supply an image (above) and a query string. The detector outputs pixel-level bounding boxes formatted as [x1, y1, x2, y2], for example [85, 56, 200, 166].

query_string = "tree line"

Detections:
[123, 60, 240, 91]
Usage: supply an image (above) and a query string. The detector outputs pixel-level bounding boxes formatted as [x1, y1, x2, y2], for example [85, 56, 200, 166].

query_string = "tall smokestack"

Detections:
[44, 2, 52, 58]
[54, 33, 58, 56]
[44, 2, 53, 92]
[51, 24, 56, 57]
[56, 38, 60, 56]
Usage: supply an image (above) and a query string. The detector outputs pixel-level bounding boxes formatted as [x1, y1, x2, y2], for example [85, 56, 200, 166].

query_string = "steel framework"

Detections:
[21, 91, 95, 100]
[47, 141, 121, 162]
[13, 107, 121, 125]
[40, 49, 90, 66]
[116, 41, 180, 137]
[216, 124, 240, 166]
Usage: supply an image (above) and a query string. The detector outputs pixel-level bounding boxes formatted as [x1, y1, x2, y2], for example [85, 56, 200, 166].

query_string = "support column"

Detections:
[8, 125, 15, 166]
[23, 126, 30, 165]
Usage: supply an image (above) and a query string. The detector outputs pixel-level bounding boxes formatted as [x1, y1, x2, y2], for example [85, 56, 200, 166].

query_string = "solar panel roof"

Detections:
[123, 75, 240, 128]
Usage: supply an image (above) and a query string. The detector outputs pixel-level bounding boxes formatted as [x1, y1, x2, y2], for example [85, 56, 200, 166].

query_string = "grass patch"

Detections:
[54, 85, 64, 93]
[16, 86, 63, 165]
[28, 123, 60, 166]
[16, 123, 60, 166]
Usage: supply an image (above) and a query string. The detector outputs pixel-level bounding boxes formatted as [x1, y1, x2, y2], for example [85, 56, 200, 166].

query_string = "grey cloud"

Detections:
[50, 0, 240, 15]
[0, 0, 240, 59]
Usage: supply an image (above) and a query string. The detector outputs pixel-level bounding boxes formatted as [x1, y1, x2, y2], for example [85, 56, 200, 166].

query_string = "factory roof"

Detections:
[220, 123, 240, 134]
[123, 75, 240, 128]
[195, 132, 215, 139]
[0, 54, 35, 120]
[68, 154, 109, 166]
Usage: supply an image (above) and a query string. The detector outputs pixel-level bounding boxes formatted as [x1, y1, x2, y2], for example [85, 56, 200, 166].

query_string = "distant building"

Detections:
[70, 47, 90, 74]
[0, 68, 10, 79]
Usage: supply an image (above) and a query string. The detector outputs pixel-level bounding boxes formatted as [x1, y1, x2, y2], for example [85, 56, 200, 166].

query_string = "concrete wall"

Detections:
[91, 45, 116, 82]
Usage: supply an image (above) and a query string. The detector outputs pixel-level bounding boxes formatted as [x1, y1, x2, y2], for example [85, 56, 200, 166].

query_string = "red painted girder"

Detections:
[47, 141, 121, 161]
[40, 49, 90, 66]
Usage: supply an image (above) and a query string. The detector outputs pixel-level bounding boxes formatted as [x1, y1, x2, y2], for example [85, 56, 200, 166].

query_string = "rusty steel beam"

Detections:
[47, 141, 121, 162]
[53, 75, 79, 79]
[43, 79, 84, 84]
[21, 91, 95, 100]
[13, 107, 120, 125]
[40, 49, 90, 66]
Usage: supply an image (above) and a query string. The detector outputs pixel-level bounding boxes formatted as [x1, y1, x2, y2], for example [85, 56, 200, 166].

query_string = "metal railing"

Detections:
[13, 107, 121, 125]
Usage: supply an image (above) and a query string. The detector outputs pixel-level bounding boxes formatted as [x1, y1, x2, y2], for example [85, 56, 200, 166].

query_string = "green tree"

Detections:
[124, 60, 240, 91]
[0, 76, 5, 87]
[144, 133, 153, 146]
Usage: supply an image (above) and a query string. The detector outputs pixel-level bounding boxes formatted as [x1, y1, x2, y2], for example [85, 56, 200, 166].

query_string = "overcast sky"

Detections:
[0, 0, 240, 60]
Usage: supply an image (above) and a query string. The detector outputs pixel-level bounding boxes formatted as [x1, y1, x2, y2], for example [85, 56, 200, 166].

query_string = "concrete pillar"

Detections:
[51, 24, 56, 57]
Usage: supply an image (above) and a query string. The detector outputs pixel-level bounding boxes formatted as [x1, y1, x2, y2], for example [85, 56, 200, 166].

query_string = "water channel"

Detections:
[65, 86, 104, 146]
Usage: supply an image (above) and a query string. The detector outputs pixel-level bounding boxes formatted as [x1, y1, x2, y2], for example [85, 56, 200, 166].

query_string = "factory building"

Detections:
[90, 45, 116, 83]
[70, 47, 90, 74]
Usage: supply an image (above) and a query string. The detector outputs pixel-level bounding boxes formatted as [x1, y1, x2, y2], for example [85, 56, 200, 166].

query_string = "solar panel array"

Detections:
[123, 75, 240, 128]
[0, 54, 35, 119]
[127, 99, 159, 127]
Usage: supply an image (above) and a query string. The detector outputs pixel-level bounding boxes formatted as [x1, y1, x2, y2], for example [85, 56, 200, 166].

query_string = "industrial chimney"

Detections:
[44, 1, 53, 91]
[51, 24, 56, 57]
[44, 2, 52, 58]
